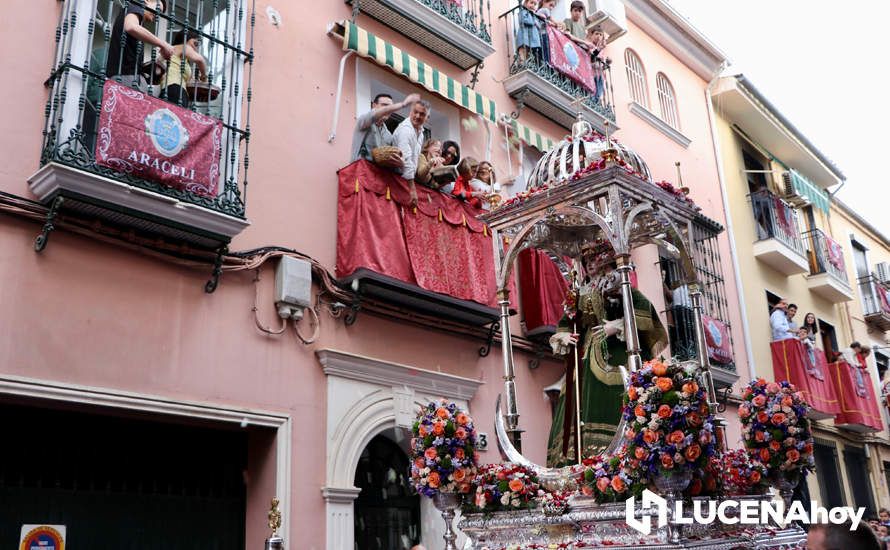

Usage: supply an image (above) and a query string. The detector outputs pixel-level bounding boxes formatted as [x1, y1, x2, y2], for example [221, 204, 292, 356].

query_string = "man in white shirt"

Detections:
[393, 100, 430, 207]
[770, 299, 795, 342]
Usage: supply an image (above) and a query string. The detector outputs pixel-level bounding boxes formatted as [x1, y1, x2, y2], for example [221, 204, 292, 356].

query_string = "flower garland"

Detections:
[715, 449, 768, 496]
[465, 463, 540, 513]
[739, 379, 815, 483]
[622, 359, 717, 479]
[539, 489, 571, 516]
[575, 451, 646, 503]
[409, 399, 478, 497]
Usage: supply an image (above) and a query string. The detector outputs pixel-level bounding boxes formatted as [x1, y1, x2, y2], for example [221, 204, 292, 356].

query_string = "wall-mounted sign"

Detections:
[20, 525, 65, 550]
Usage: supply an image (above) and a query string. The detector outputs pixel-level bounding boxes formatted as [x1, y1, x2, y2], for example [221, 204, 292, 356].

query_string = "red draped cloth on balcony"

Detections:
[518, 249, 568, 334]
[771, 339, 840, 417]
[828, 359, 884, 432]
[336, 160, 500, 307]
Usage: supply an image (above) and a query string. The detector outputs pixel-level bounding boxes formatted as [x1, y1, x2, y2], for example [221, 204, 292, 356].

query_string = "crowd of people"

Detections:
[351, 93, 500, 211]
[516, 0, 610, 104]
[770, 298, 873, 368]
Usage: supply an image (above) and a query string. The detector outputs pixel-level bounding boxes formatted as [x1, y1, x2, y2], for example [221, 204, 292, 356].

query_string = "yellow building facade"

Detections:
[711, 74, 890, 514]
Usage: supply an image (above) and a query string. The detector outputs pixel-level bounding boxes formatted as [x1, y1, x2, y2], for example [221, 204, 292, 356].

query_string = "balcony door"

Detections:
[813, 442, 845, 508]
[843, 446, 876, 512]
[852, 240, 869, 278]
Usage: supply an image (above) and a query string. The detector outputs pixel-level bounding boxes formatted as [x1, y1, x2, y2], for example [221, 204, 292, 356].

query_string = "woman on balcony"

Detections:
[161, 30, 208, 108]
[415, 139, 445, 189]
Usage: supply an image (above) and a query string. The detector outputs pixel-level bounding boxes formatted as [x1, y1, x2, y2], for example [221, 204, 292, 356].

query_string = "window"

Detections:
[876, 352, 889, 381]
[814, 442, 846, 508]
[818, 318, 839, 359]
[624, 49, 649, 108]
[852, 239, 870, 278]
[655, 73, 680, 129]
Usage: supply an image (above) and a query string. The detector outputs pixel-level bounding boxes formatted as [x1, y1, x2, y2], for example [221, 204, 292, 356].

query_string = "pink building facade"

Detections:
[0, 0, 751, 548]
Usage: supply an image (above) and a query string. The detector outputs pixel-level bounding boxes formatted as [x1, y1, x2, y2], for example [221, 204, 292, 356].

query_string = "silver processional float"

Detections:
[455, 117, 808, 548]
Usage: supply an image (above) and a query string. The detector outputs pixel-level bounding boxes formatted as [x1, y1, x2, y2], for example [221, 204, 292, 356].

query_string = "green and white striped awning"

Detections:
[507, 118, 557, 152]
[787, 169, 830, 214]
[340, 21, 497, 123]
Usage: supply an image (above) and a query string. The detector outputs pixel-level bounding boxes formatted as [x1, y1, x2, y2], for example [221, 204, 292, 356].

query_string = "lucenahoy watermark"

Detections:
[625, 489, 865, 535]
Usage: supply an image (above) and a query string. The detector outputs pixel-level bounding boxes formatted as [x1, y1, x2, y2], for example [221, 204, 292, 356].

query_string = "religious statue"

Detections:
[546, 252, 668, 466]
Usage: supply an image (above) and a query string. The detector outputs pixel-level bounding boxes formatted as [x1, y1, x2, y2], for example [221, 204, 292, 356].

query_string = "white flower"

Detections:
[501, 493, 511, 506]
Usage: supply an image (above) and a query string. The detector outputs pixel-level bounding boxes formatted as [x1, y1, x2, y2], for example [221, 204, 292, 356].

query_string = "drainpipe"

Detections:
[705, 66, 757, 383]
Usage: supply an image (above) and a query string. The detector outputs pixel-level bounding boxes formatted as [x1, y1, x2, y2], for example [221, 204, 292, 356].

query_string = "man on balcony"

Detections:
[770, 299, 796, 341]
[393, 100, 430, 208]
[350, 92, 420, 163]
[106, 0, 174, 89]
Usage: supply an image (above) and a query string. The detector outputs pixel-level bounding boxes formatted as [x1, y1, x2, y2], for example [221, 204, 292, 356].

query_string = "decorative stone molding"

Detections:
[316, 348, 484, 401]
[629, 102, 691, 148]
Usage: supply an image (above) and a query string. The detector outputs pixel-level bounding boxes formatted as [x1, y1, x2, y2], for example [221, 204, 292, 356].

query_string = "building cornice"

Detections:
[315, 349, 483, 401]
[623, 0, 727, 81]
[628, 101, 691, 148]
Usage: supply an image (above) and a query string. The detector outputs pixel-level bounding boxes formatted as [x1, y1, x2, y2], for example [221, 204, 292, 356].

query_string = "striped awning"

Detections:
[339, 21, 497, 123]
[507, 118, 557, 153]
[787, 169, 830, 214]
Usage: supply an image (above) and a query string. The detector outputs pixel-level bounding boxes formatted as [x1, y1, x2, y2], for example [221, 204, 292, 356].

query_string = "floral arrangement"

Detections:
[654, 180, 697, 208]
[465, 463, 540, 513]
[739, 379, 815, 483]
[715, 449, 768, 496]
[409, 400, 478, 497]
[575, 451, 645, 503]
[539, 489, 571, 516]
[621, 358, 717, 479]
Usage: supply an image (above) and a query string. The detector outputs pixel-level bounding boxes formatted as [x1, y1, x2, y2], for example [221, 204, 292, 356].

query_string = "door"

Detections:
[843, 446, 876, 513]
[813, 442, 845, 508]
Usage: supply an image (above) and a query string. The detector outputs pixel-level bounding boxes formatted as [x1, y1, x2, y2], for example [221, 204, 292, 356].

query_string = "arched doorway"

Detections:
[353, 430, 421, 550]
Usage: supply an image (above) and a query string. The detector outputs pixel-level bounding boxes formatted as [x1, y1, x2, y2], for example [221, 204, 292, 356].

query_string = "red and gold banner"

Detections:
[701, 314, 732, 364]
[95, 80, 222, 196]
[771, 339, 839, 417]
[546, 26, 596, 93]
[828, 359, 883, 432]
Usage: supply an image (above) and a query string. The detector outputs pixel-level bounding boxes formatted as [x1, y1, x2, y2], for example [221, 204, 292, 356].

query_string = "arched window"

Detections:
[656, 73, 680, 129]
[624, 49, 649, 108]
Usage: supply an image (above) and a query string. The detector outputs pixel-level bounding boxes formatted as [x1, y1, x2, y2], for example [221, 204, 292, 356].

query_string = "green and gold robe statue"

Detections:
[546, 286, 667, 467]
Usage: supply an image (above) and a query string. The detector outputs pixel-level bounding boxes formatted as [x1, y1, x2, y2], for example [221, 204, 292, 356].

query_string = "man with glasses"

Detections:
[106, 0, 175, 90]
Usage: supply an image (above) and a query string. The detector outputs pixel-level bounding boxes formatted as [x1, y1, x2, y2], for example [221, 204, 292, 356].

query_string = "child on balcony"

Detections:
[535, 0, 564, 63]
[452, 157, 485, 209]
[470, 161, 499, 211]
[516, 0, 542, 64]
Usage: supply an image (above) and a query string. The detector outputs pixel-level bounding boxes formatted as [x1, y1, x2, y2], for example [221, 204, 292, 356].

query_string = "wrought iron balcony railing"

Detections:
[415, 0, 492, 44]
[858, 274, 890, 329]
[39, 0, 253, 221]
[803, 229, 849, 284]
[499, 5, 616, 127]
[749, 189, 806, 256]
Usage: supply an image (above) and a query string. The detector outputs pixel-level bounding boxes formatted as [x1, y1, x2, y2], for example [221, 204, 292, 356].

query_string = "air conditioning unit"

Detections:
[781, 171, 811, 208]
[876, 262, 890, 284]
[587, 0, 627, 43]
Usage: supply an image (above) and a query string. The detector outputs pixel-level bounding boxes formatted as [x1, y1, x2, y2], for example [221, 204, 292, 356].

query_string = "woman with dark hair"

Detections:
[437, 140, 461, 193]
[800, 312, 822, 378]
[161, 29, 208, 107]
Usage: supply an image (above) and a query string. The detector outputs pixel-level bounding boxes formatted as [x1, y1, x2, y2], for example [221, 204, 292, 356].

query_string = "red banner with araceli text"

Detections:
[95, 80, 222, 197]
[546, 26, 596, 93]
[701, 314, 732, 364]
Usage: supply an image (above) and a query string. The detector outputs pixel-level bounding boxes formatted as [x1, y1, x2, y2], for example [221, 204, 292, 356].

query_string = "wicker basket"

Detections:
[371, 146, 403, 168]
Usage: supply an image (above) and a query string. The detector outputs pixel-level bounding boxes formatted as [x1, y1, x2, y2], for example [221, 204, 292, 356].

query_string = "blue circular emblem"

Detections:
[144, 108, 190, 157]
[707, 320, 722, 346]
[563, 42, 580, 68]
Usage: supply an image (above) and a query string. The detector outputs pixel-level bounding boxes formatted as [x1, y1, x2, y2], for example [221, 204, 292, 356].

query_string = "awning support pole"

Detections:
[328, 51, 354, 143]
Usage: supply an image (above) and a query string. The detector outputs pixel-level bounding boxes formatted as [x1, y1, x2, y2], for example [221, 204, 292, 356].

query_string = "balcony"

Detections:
[802, 229, 853, 303]
[858, 274, 890, 331]
[336, 160, 501, 327]
[30, 1, 252, 252]
[499, 6, 616, 133]
[348, 0, 494, 70]
[749, 190, 809, 275]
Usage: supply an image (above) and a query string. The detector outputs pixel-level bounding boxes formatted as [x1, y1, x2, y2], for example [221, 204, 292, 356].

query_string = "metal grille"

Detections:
[655, 72, 679, 130]
[41, 0, 255, 219]
[623, 48, 648, 108]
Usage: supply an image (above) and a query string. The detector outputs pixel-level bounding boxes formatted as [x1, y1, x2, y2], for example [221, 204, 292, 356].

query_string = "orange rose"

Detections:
[433, 422, 445, 436]
[667, 430, 685, 445]
[682, 381, 699, 395]
[455, 448, 465, 460]
[786, 449, 801, 462]
[759, 448, 771, 462]
[652, 362, 668, 376]
[455, 427, 467, 440]
[686, 412, 703, 427]
[635, 447, 648, 460]
[658, 405, 673, 419]
[581, 484, 595, 496]
[770, 413, 787, 426]
[508, 478, 524, 492]
[684, 444, 701, 461]
[750, 471, 762, 483]
[628, 386, 639, 401]
[755, 431, 766, 442]
[769, 440, 781, 452]
[781, 396, 793, 408]
[456, 412, 469, 425]
[756, 411, 769, 424]
[643, 429, 659, 444]
[436, 407, 449, 419]
[453, 468, 466, 482]
[418, 425, 428, 437]
[611, 476, 627, 493]
[428, 471, 441, 488]
[738, 405, 750, 419]
[596, 476, 610, 493]
[625, 429, 636, 440]
[635, 405, 646, 418]
[661, 454, 674, 469]
[655, 377, 674, 392]
[425, 447, 438, 460]
[803, 443, 814, 454]
[414, 457, 425, 469]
